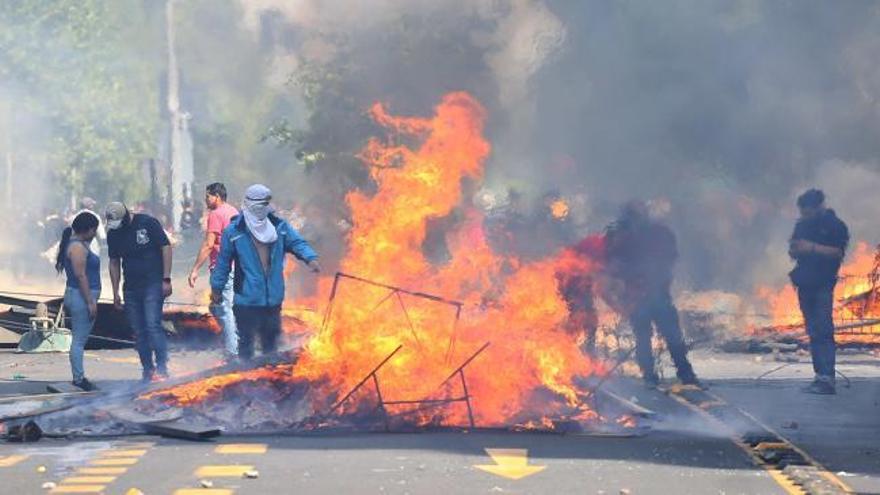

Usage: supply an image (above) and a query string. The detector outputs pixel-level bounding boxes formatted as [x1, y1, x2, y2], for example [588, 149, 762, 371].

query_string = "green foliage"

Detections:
[0, 0, 161, 204]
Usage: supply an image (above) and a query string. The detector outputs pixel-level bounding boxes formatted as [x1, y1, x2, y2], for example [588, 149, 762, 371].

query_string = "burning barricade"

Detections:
[2, 92, 643, 439]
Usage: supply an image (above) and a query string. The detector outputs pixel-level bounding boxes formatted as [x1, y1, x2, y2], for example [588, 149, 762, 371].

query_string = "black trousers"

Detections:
[233, 305, 282, 360]
[628, 290, 695, 381]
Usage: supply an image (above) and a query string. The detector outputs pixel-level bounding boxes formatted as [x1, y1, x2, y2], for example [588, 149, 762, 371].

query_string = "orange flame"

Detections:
[752, 242, 880, 344]
[148, 92, 605, 427]
[550, 199, 570, 220]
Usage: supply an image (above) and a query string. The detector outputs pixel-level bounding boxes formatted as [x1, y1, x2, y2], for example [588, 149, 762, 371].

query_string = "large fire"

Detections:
[146, 92, 606, 428]
[753, 242, 880, 345]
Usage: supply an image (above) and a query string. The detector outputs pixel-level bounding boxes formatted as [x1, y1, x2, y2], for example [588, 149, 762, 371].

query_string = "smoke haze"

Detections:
[2, 0, 880, 294]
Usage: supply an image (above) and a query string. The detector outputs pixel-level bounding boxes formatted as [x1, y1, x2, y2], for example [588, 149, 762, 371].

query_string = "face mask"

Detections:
[106, 219, 123, 230]
[247, 203, 271, 221]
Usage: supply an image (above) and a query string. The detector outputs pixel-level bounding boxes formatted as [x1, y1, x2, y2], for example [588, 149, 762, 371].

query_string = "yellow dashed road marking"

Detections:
[49, 485, 106, 494]
[214, 443, 268, 454]
[173, 490, 234, 495]
[91, 457, 140, 466]
[77, 467, 128, 475]
[0, 454, 29, 467]
[194, 465, 255, 477]
[103, 449, 148, 457]
[63, 476, 117, 484]
[119, 442, 155, 449]
[767, 469, 808, 495]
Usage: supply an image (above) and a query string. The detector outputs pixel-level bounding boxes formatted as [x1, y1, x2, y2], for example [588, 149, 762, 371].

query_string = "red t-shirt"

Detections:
[207, 203, 239, 269]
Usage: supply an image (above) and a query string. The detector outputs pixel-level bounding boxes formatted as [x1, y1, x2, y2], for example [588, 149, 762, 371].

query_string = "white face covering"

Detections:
[242, 198, 278, 243]
[106, 219, 123, 231]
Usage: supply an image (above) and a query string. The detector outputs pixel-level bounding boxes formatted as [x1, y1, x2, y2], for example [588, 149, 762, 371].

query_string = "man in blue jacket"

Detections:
[211, 184, 321, 361]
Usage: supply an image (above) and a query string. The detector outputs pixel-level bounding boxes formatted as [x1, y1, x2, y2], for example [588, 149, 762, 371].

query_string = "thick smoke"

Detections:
[3, 0, 880, 295]
[238, 0, 880, 292]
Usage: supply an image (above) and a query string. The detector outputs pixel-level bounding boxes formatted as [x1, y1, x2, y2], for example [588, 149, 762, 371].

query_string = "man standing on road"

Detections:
[604, 200, 703, 390]
[105, 202, 173, 382]
[211, 184, 320, 361]
[788, 189, 849, 395]
[188, 183, 240, 359]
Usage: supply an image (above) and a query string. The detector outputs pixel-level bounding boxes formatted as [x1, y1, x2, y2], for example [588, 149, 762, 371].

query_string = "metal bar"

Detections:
[336, 272, 463, 307]
[319, 272, 342, 334]
[328, 344, 404, 413]
[445, 305, 462, 365]
[459, 370, 475, 429]
[383, 398, 468, 405]
[369, 290, 397, 314]
[439, 342, 491, 387]
[396, 291, 423, 350]
[372, 373, 390, 432]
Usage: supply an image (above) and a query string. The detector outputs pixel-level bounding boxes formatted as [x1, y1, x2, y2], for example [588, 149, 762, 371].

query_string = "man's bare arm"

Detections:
[109, 258, 122, 309]
[188, 232, 217, 287]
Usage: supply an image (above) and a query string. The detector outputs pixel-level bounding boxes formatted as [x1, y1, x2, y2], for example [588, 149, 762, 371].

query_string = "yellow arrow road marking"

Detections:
[474, 448, 546, 480]
[0, 454, 29, 467]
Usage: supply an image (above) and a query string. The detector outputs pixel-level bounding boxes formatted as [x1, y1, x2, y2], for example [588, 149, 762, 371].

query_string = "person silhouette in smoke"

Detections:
[604, 200, 703, 389]
[788, 189, 849, 395]
[210, 184, 321, 361]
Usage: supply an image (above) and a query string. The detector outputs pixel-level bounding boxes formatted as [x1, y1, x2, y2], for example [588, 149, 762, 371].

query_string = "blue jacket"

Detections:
[210, 213, 318, 307]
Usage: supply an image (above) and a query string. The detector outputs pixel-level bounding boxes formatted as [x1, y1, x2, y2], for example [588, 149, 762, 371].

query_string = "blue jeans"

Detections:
[124, 282, 168, 375]
[209, 271, 238, 356]
[233, 305, 281, 361]
[797, 286, 836, 379]
[64, 287, 100, 382]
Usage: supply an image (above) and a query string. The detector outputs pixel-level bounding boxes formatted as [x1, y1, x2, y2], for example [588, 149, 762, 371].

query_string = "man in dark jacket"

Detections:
[211, 184, 320, 361]
[105, 202, 173, 382]
[788, 189, 849, 395]
[605, 201, 701, 389]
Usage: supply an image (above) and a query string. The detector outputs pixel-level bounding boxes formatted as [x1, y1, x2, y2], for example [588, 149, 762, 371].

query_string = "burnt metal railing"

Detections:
[326, 342, 490, 431]
[320, 272, 464, 363]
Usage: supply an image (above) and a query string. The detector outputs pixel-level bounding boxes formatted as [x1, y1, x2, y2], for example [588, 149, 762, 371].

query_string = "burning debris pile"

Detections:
[5, 92, 642, 438]
[749, 242, 880, 347]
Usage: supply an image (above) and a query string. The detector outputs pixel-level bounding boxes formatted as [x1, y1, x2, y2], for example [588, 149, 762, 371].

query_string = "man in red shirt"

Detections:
[188, 183, 240, 358]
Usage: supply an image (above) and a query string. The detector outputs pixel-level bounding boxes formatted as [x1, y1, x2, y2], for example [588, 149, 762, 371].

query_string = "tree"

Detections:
[0, 0, 162, 207]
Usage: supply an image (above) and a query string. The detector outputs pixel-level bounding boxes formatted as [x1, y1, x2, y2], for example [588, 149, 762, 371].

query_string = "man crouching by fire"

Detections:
[604, 200, 703, 390]
[210, 184, 321, 361]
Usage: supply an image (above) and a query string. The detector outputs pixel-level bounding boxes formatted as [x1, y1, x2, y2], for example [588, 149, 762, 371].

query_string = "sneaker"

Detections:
[643, 373, 660, 390]
[72, 378, 97, 392]
[154, 369, 170, 382]
[802, 380, 836, 395]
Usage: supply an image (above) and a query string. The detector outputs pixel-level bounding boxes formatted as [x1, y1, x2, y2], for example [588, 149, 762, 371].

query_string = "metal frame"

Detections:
[326, 342, 491, 431]
[320, 272, 464, 363]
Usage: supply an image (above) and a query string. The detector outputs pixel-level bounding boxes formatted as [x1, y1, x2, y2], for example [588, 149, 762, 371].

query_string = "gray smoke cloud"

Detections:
[4, 0, 880, 294]
[238, 0, 880, 291]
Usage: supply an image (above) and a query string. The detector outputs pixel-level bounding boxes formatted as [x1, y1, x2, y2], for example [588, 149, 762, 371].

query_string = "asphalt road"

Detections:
[0, 349, 877, 494]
